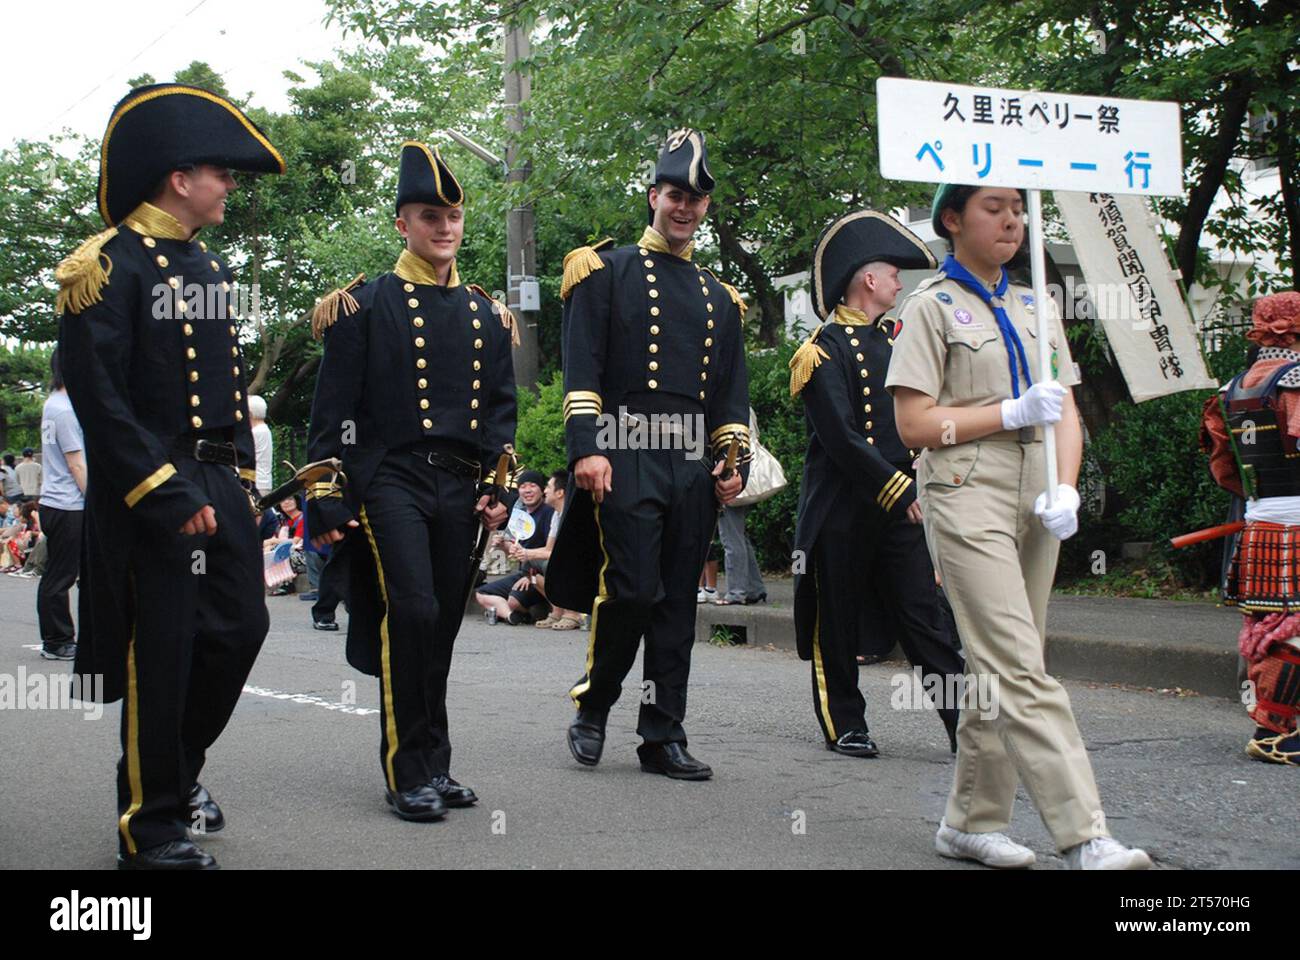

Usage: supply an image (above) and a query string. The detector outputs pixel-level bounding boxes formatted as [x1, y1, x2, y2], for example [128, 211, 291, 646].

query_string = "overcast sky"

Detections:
[4, 0, 350, 147]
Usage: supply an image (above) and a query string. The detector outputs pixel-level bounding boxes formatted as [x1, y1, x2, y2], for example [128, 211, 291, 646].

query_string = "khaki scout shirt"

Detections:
[885, 273, 1079, 409]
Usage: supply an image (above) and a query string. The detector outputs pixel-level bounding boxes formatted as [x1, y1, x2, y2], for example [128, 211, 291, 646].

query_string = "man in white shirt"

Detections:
[248, 395, 273, 497]
[38, 350, 87, 660]
[15, 448, 41, 502]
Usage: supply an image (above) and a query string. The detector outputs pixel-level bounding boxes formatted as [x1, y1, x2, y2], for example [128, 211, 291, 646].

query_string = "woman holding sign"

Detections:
[886, 184, 1151, 870]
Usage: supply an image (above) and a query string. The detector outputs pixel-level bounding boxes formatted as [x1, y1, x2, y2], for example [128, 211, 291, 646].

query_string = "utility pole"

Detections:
[503, 18, 540, 392]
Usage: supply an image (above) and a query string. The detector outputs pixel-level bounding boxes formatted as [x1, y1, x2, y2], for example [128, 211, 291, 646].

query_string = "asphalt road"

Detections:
[1, 574, 1295, 870]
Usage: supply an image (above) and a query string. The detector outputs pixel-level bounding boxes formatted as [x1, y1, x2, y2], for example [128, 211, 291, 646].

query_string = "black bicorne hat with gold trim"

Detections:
[97, 84, 285, 227]
[653, 128, 715, 195]
[810, 210, 936, 320]
[395, 140, 464, 213]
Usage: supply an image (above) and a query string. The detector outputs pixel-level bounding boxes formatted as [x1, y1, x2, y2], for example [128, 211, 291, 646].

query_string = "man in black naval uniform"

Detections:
[307, 141, 516, 821]
[790, 210, 963, 758]
[548, 129, 750, 780]
[55, 84, 285, 869]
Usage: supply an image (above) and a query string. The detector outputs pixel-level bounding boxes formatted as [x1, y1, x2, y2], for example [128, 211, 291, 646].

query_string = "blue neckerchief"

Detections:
[941, 254, 1034, 398]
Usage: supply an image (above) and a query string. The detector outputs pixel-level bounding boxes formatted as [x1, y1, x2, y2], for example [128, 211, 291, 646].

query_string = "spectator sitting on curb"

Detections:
[475, 469, 555, 625]
[264, 495, 305, 595]
[5, 501, 42, 575]
[533, 468, 583, 631]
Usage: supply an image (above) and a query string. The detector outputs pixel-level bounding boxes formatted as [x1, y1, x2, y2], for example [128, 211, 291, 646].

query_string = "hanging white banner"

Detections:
[1056, 191, 1215, 401]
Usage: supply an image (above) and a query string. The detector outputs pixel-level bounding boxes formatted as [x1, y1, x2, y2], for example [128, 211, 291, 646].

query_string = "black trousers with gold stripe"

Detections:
[359, 451, 478, 792]
[810, 487, 964, 743]
[568, 445, 717, 745]
[118, 460, 268, 854]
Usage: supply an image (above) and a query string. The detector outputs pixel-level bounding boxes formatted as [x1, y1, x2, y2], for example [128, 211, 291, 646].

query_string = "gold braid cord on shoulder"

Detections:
[789, 326, 829, 398]
[468, 284, 521, 347]
[560, 238, 613, 300]
[311, 273, 365, 340]
[55, 227, 119, 315]
[700, 268, 748, 320]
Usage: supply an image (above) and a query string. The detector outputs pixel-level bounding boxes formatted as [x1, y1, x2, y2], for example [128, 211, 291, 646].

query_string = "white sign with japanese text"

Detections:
[1056, 190, 1214, 401]
[877, 78, 1184, 196]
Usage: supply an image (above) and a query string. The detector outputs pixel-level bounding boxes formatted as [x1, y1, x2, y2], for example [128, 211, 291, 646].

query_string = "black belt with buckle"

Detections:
[174, 438, 238, 467]
[411, 447, 481, 479]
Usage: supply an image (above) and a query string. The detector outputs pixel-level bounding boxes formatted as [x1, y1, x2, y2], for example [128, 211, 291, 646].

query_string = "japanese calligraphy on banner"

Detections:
[876, 78, 1184, 196]
[1056, 191, 1214, 401]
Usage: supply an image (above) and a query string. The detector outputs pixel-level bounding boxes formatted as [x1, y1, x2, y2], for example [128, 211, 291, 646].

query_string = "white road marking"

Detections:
[241, 684, 378, 716]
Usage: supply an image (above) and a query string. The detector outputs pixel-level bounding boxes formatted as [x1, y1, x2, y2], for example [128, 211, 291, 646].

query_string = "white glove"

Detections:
[1000, 381, 1068, 431]
[1034, 484, 1081, 540]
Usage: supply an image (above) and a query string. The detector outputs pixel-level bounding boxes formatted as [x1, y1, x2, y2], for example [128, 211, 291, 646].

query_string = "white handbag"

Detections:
[733, 435, 787, 507]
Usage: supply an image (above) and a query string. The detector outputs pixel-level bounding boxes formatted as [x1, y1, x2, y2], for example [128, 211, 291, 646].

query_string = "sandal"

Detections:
[550, 615, 583, 631]
[533, 616, 560, 629]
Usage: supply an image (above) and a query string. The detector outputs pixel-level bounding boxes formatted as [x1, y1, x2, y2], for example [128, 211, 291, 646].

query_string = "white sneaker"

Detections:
[696, 587, 717, 604]
[1064, 836, 1152, 870]
[935, 819, 1036, 868]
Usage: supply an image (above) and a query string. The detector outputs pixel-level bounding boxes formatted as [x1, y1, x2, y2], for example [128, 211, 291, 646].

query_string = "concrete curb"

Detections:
[695, 600, 1243, 700]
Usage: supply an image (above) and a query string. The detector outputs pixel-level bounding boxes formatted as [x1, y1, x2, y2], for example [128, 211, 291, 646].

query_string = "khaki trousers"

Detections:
[920, 438, 1107, 851]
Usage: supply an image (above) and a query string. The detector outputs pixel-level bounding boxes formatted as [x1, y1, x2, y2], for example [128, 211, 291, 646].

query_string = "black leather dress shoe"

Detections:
[429, 774, 478, 808]
[637, 741, 713, 780]
[118, 838, 218, 870]
[567, 708, 608, 766]
[186, 782, 225, 833]
[385, 784, 448, 821]
[827, 729, 879, 758]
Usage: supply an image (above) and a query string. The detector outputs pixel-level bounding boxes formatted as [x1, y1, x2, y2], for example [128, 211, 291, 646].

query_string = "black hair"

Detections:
[49, 347, 63, 392]
[3, 453, 14, 468]
[22, 448, 34, 458]
[149, 163, 197, 203]
[935, 186, 1029, 248]
[550, 468, 569, 491]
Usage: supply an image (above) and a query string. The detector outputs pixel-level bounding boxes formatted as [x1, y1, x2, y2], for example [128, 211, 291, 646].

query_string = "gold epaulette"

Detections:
[468, 284, 520, 347]
[310, 273, 365, 340]
[789, 325, 830, 398]
[701, 268, 748, 320]
[560, 238, 614, 300]
[55, 227, 119, 316]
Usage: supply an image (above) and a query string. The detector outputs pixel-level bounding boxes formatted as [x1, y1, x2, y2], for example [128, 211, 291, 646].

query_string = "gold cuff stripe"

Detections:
[305, 482, 344, 501]
[563, 391, 603, 422]
[238, 467, 257, 482]
[877, 473, 913, 511]
[124, 463, 176, 508]
[710, 423, 750, 444]
[876, 472, 909, 507]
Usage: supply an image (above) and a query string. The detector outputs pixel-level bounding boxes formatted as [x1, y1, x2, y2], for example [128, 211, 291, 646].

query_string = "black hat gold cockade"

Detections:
[653, 128, 715, 195]
[395, 140, 464, 213]
[810, 210, 936, 320]
[97, 84, 286, 228]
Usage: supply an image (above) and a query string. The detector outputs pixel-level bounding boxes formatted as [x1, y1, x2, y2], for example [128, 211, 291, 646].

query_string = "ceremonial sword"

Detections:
[464, 448, 516, 614]
[256, 458, 346, 512]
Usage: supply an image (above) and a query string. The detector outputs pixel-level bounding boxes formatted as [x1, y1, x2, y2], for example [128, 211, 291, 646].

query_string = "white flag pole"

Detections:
[1027, 189, 1058, 507]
